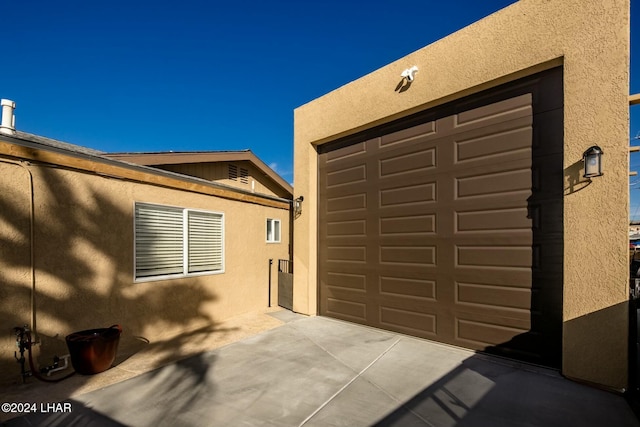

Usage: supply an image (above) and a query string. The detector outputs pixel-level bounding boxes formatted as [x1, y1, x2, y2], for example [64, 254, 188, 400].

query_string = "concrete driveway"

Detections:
[4, 311, 639, 427]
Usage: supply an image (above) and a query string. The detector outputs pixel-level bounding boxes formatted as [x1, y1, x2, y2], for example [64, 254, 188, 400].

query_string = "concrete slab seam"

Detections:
[349, 341, 439, 427]
[297, 337, 402, 427]
[290, 320, 378, 376]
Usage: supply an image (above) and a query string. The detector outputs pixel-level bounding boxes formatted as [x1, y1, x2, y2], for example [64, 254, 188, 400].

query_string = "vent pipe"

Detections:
[0, 99, 16, 135]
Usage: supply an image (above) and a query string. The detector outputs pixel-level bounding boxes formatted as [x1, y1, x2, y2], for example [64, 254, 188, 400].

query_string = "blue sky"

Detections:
[1, 1, 638, 210]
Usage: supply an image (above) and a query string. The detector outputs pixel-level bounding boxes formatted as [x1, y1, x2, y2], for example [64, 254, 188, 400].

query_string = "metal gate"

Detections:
[278, 259, 293, 310]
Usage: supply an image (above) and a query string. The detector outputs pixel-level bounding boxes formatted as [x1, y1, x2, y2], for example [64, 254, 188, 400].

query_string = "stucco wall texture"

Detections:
[0, 159, 289, 386]
[293, 0, 630, 389]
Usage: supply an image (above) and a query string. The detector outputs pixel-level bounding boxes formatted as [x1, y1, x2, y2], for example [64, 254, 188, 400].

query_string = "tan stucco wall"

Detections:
[0, 158, 290, 386]
[293, 0, 630, 389]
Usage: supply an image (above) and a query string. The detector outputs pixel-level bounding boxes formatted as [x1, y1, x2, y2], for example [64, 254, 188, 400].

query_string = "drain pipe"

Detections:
[0, 159, 37, 342]
[0, 100, 38, 342]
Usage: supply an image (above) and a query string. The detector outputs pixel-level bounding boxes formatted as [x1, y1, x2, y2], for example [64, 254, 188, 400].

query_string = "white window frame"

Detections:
[134, 202, 225, 282]
[266, 218, 281, 243]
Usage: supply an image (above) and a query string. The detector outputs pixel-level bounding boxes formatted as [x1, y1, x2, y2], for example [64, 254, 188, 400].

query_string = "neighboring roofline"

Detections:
[0, 133, 291, 209]
[106, 151, 293, 196]
[14, 130, 105, 156]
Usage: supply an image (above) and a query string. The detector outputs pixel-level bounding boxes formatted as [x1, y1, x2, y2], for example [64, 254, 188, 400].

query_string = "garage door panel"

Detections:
[455, 168, 531, 199]
[452, 232, 532, 247]
[323, 169, 368, 191]
[379, 182, 437, 207]
[380, 120, 437, 147]
[379, 146, 437, 178]
[380, 245, 436, 266]
[455, 281, 532, 311]
[455, 207, 531, 232]
[323, 162, 368, 180]
[319, 68, 562, 368]
[455, 93, 532, 128]
[450, 143, 532, 169]
[378, 175, 438, 197]
[379, 213, 439, 229]
[452, 195, 533, 215]
[324, 214, 370, 230]
[380, 306, 438, 336]
[454, 119, 532, 165]
[326, 164, 367, 188]
[326, 219, 367, 237]
[378, 264, 438, 282]
[325, 244, 367, 263]
[378, 189, 438, 210]
[323, 281, 368, 298]
[456, 245, 532, 269]
[322, 268, 370, 289]
[379, 276, 437, 300]
[455, 317, 530, 348]
[453, 269, 532, 288]
[324, 162, 368, 184]
[380, 239, 439, 255]
[326, 271, 367, 292]
[325, 140, 366, 162]
[379, 213, 437, 235]
[325, 192, 368, 213]
[326, 297, 367, 322]
[454, 124, 531, 164]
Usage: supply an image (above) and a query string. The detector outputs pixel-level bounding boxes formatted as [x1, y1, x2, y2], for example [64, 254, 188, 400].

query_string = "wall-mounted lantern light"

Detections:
[294, 196, 304, 217]
[583, 146, 604, 178]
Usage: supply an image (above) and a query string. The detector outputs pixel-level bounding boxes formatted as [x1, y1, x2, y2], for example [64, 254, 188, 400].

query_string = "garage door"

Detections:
[318, 68, 563, 368]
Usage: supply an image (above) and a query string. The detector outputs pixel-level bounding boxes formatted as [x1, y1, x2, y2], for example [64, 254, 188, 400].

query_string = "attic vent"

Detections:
[240, 168, 249, 184]
[228, 164, 249, 184]
[229, 164, 238, 181]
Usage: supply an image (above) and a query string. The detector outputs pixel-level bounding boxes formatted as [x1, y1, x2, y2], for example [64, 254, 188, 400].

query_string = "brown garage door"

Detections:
[318, 68, 563, 368]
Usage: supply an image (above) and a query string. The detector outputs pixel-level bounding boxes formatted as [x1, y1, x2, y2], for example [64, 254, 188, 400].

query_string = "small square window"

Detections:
[266, 218, 281, 243]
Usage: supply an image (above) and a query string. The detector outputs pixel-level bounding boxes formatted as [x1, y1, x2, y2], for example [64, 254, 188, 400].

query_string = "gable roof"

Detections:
[105, 150, 293, 196]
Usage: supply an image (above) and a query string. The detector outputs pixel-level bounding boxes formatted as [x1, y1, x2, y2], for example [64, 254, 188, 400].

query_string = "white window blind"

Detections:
[135, 203, 224, 280]
[135, 204, 184, 278]
[188, 210, 223, 273]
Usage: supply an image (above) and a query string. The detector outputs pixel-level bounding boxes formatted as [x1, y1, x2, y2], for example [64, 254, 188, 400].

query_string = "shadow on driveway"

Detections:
[4, 315, 639, 427]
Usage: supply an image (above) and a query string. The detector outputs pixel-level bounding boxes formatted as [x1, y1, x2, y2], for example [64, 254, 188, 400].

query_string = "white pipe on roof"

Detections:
[0, 99, 16, 135]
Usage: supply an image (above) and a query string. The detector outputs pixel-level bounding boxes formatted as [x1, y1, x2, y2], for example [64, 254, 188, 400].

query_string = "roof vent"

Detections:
[0, 99, 16, 135]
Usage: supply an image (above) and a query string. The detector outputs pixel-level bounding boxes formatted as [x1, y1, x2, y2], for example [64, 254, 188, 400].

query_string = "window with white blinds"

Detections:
[188, 210, 223, 273]
[135, 202, 224, 280]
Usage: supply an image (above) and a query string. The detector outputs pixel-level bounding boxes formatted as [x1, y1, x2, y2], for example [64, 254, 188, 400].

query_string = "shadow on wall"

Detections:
[564, 159, 592, 195]
[0, 161, 222, 390]
[562, 302, 629, 389]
